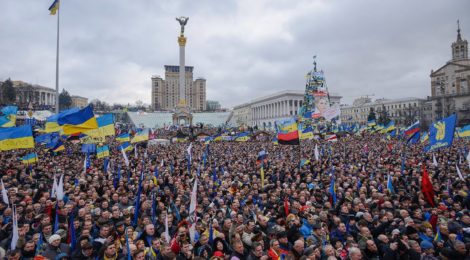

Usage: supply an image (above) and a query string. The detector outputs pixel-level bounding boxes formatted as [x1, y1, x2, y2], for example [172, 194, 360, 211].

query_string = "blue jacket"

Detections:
[299, 219, 314, 239]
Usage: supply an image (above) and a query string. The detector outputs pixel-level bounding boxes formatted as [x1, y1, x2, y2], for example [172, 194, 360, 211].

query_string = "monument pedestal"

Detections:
[173, 104, 192, 126]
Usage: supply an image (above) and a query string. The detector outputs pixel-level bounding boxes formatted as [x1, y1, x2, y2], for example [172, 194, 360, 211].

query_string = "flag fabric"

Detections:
[314, 144, 320, 161]
[1, 180, 9, 205]
[121, 146, 130, 167]
[404, 121, 420, 136]
[68, 213, 77, 251]
[272, 136, 278, 145]
[382, 121, 396, 133]
[421, 131, 429, 143]
[0, 106, 18, 127]
[276, 118, 300, 145]
[51, 176, 58, 199]
[300, 125, 314, 140]
[235, 132, 250, 142]
[97, 145, 110, 159]
[51, 139, 65, 152]
[53, 204, 59, 233]
[432, 154, 438, 167]
[120, 142, 133, 152]
[256, 150, 267, 164]
[22, 153, 38, 164]
[44, 108, 80, 133]
[326, 134, 338, 142]
[189, 177, 198, 244]
[329, 178, 337, 205]
[81, 144, 96, 153]
[48, 0, 60, 15]
[367, 119, 376, 127]
[10, 205, 19, 250]
[407, 132, 420, 145]
[116, 133, 130, 143]
[300, 159, 310, 167]
[57, 105, 98, 135]
[421, 165, 435, 207]
[0, 125, 34, 151]
[425, 114, 457, 152]
[131, 129, 149, 144]
[56, 175, 64, 200]
[83, 114, 115, 138]
[387, 174, 394, 194]
[458, 124, 470, 138]
[456, 165, 465, 181]
[187, 143, 193, 163]
[164, 212, 171, 243]
[434, 226, 442, 242]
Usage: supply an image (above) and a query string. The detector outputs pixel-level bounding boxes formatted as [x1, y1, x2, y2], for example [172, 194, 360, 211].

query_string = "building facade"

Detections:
[429, 22, 470, 126]
[12, 80, 56, 110]
[233, 90, 342, 129]
[151, 65, 206, 112]
[71, 95, 88, 108]
[340, 97, 426, 127]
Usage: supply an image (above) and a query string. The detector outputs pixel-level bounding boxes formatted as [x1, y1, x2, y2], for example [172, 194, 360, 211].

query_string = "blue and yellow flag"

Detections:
[22, 153, 38, 164]
[0, 125, 34, 151]
[131, 129, 149, 144]
[367, 119, 376, 127]
[425, 114, 457, 152]
[329, 178, 337, 205]
[434, 226, 442, 242]
[97, 145, 110, 159]
[0, 106, 18, 127]
[48, 0, 60, 15]
[57, 105, 98, 135]
[116, 133, 130, 143]
[84, 114, 115, 138]
[235, 132, 250, 142]
[458, 124, 470, 138]
[44, 108, 80, 133]
[300, 126, 314, 140]
[120, 142, 133, 152]
[51, 139, 65, 152]
[381, 121, 396, 133]
[272, 136, 278, 145]
[420, 131, 429, 143]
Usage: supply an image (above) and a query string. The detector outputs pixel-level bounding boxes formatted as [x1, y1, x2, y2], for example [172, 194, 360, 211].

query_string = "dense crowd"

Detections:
[0, 131, 469, 260]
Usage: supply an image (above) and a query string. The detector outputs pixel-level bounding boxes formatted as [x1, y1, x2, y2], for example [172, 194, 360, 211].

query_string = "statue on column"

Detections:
[176, 16, 189, 35]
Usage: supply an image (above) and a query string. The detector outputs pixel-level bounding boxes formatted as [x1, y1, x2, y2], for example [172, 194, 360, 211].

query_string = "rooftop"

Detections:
[127, 111, 232, 128]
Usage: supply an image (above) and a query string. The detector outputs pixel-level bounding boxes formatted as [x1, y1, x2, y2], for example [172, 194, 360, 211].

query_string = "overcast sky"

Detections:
[1, 0, 468, 108]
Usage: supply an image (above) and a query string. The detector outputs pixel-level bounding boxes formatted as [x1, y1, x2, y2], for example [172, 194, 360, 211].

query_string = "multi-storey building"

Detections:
[151, 65, 206, 112]
[429, 21, 470, 125]
[233, 90, 342, 129]
[12, 80, 56, 110]
[71, 95, 88, 108]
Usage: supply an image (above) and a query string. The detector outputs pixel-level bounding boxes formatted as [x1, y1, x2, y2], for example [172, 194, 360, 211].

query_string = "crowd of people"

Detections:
[0, 130, 469, 260]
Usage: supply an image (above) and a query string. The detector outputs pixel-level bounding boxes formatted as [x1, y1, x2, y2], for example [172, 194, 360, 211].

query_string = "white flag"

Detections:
[456, 165, 465, 181]
[164, 212, 171, 243]
[83, 155, 87, 173]
[135, 146, 138, 159]
[1, 180, 9, 205]
[314, 144, 319, 161]
[122, 148, 129, 167]
[188, 177, 197, 244]
[56, 175, 64, 201]
[160, 159, 164, 167]
[467, 151, 470, 169]
[187, 143, 193, 163]
[433, 154, 438, 167]
[51, 176, 58, 199]
[10, 205, 18, 250]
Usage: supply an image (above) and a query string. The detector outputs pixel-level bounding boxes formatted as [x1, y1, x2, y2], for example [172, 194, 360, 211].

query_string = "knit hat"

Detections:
[420, 240, 434, 250]
[48, 234, 61, 244]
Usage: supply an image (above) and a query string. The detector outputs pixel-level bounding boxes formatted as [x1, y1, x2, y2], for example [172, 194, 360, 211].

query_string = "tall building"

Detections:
[429, 21, 470, 125]
[340, 97, 426, 126]
[232, 90, 342, 128]
[151, 65, 206, 112]
[71, 95, 88, 108]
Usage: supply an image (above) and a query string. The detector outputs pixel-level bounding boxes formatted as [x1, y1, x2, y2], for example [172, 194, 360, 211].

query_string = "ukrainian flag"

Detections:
[235, 132, 250, 142]
[0, 106, 18, 128]
[381, 121, 396, 133]
[272, 136, 278, 145]
[97, 145, 110, 159]
[51, 140, 65, 152]
[131, 129, 149, 144]
[120, 142, 133, 152]
[329, 178, 337, 205]
[0, 125, 34, 151]
[84, 114, 115, 138]
[434, 226, 442, 242]
[116, 133, 130, 143]
[300, 126, 314, 140]
[44, 108, 80, 133]
[48, 0, 60, 15]
[458, 124, 470, 138]
[213, 133, 222, 142]
[421, 132, 429, 143]
[367, 119, 376, 127]
[22, 153, 38, 164]
[57, 105, 98, 135]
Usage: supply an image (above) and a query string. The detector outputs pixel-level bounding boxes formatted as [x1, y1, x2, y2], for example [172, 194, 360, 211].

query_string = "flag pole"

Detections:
[54, 3, 60, 113]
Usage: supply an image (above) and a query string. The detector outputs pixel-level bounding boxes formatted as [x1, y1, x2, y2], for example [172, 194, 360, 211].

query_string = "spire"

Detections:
[457, 19, 462, 41]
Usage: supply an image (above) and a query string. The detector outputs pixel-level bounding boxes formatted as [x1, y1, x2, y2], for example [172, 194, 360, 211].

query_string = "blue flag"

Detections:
[132, 172, 143, 227]
[425, 114, 457, 152]
[69, 213, 77, 251]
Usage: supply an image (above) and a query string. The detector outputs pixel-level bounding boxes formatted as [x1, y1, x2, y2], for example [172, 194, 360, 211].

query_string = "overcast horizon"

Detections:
[1, 0, 469, 108]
